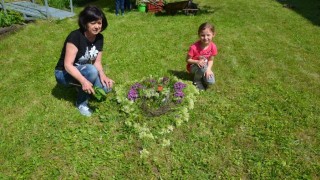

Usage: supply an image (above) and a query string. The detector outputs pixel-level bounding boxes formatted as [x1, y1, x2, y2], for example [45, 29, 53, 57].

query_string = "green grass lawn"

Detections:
[0, 0, 319, 178]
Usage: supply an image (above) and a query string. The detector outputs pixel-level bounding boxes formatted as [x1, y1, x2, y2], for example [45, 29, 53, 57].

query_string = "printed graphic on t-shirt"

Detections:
[203, 49, 212, 56]
[200, 50, 212, 60]
[77, 46, 99, 65]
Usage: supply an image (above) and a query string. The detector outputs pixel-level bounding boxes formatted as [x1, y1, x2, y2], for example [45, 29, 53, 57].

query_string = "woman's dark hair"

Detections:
[78, 5, 108, 32]
[198, 22, 215, 35]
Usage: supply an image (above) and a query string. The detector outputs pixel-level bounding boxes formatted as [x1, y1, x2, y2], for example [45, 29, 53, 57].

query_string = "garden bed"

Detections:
[0, 24, 25, 38]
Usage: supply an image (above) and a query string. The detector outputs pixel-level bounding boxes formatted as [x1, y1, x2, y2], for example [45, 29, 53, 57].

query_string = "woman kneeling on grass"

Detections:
[55, 5, 114, 117]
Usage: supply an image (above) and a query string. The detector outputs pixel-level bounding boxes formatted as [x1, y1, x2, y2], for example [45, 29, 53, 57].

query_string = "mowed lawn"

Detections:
[0, 0, 319, 178]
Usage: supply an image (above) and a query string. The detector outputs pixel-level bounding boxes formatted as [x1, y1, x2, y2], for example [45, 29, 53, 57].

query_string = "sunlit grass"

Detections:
[0, 0, 319, 178]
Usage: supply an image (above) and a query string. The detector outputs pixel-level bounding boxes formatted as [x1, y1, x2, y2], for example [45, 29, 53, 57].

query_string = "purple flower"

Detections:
[175, 99, 183, 104]
[174, 91, 185, 98]
[162, 77, 170, 84]
[173, 81, 186, 103]
[174, 82, 186, 91]
[127, 78, 187, 104]
[131, 83, 143, 90]
[150, 79, 157, 87]
[128, 88, 138, 101]
[174, 90, 184, 104]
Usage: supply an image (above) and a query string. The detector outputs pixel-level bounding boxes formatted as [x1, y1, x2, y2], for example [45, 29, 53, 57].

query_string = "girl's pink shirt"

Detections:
[186, 40, 218, 72]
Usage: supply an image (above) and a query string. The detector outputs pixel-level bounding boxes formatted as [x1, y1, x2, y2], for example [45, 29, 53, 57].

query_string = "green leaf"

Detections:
[93, 86, 107, 101]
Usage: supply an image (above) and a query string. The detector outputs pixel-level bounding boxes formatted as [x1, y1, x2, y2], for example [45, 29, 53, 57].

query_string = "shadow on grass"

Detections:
[167, 69, 192, 81]
[154, 5, 218, 17]
[51, 84, 117, 113]
[276, 0, 320, 26]
[77, 0, 116, 14]
[51, 84, 77, 104]
[86, 0, 218, 16]
[88, 0, 133, 14]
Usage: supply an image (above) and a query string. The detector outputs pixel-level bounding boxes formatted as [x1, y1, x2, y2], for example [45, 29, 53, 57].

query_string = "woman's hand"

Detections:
[81, 79, 95, 94]
[100, 73, 115, 88]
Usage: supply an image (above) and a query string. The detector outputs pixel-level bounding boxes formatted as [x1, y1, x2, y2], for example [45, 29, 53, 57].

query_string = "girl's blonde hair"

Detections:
[198, 22, 215, 35]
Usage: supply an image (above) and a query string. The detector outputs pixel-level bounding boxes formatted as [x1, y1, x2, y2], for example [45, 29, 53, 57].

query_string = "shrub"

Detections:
[47, 0, 97, 9]
[0, 10, 24, 27]
[47, 0, 67, 9]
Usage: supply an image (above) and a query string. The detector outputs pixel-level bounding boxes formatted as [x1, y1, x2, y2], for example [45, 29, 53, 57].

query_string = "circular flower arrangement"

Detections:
[127, 76, 187, 117]
[115, 75, 199, 152]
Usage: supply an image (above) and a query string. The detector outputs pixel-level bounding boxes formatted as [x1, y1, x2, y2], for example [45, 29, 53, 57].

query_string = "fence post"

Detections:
[69, 0, 73, 13]
[44, 0, 50, 19]
[1, 0, 7, 14]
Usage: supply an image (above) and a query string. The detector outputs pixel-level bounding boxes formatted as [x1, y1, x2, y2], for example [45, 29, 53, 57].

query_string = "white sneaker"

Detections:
[76, 101, 92, 117]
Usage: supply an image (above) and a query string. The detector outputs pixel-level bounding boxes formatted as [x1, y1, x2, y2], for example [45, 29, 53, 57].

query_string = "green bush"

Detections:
[0, 10, 24, 27]
[47, 0, 66, 9]
[47, 0, 96, 9]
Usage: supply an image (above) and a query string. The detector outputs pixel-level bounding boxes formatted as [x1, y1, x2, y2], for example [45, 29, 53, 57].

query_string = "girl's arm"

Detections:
[93, 52, 114, 88]
[205, 56, 214, 78]
[64, 42, 95, 94]
[186, 55, 206, 68]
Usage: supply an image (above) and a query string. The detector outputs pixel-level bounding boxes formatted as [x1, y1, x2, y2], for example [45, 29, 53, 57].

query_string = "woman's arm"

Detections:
[64, 42, 95, 94]
[93, 52, 114, 88]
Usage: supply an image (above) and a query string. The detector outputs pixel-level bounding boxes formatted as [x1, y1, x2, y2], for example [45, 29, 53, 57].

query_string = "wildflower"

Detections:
[161, 139, 171, 147]
[162, 77, 170, 85]
[139, 148, 150, 158]
[128, 88, 138, 101]
[174, 82, 186, 91]
[157, 85, 163, 92]
[115, 76, 199, 150]
[167, 125, 174, 132]
[125, 76, 189, 117]
[176, 99, 183, 104]
[174, 91, 185, 98]
[132, 83, 143, 90]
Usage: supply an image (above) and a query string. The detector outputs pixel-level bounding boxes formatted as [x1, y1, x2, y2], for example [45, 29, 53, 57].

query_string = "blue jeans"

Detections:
[55, 64, 112, 105]
[190, 64, 215, 85]
[115, 0, 125, 15]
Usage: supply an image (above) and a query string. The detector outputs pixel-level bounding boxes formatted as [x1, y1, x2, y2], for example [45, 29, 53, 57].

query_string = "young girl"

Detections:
[186, 22, 218, 90]
[55, 5, 114, 117]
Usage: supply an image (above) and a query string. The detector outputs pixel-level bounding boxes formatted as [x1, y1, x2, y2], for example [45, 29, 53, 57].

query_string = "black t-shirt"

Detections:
[55, 29, 104, 70]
